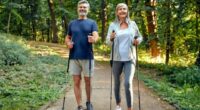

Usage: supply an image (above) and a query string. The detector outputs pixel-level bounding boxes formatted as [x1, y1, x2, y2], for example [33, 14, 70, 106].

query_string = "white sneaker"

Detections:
[76, 106, 83, 110]
[115, 105, 122, 110]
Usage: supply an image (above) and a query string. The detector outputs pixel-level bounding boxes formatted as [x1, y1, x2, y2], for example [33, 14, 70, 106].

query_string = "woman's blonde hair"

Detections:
[114, 3, 131, 24]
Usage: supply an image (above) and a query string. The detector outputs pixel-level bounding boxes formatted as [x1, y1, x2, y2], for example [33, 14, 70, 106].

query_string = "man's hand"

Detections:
[67, 41, 73, 49]
[88, 35, 96, 43]
[88, 32, 99, 43]
[65, 35, 73, 49]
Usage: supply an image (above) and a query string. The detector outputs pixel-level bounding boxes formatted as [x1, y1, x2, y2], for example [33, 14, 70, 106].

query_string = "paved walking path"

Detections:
[31, 42, 176, 110]
[42, 62, 175, 110]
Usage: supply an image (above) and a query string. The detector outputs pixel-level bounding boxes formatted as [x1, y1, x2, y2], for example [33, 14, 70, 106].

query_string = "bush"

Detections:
[0, 52, 70, 110]
[139, 61, 200, 87]
[0, 34, 29, 66]
[141, 74, 200, 110]
[172, 66, 200, 86]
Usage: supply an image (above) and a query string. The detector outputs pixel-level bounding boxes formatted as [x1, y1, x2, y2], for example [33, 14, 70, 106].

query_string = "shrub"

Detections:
[0, 34, 29, 66]
[172, 66, 200, 86]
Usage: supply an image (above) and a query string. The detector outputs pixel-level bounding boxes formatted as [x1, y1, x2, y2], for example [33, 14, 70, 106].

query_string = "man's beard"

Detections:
[78, 11, 88, 16]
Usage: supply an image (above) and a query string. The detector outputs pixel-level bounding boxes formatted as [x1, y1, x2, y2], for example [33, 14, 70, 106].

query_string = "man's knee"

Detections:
[73, 75, 81, 86]
[84, 77, 92, 85]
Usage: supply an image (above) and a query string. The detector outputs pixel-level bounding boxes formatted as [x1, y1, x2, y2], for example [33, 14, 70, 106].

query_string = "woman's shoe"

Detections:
[76, 105, 83, 110]
[115, 105, 122, 110]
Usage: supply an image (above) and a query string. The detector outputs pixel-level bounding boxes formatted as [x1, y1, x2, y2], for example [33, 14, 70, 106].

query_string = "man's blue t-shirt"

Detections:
[67, 19, 98, 59]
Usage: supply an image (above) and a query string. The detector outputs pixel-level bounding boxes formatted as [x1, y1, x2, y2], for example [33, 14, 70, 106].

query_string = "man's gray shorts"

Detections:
[69, 59, 94, 77]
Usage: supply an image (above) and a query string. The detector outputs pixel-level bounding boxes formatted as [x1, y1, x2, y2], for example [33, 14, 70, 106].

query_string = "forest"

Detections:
[0, 0, 199, 110]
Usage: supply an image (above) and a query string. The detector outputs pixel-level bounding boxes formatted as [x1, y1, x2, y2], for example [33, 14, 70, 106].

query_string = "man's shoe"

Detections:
[86, 101, 93, 110]
[76, 105, 83, 110]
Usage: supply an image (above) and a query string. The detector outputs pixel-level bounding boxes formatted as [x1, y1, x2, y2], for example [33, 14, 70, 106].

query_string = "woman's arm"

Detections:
[132, 21, 143, 45]
[106, 23, 115, 46]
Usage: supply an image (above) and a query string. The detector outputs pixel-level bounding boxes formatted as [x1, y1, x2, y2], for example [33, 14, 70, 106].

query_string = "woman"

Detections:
[106, 3, 143, 110]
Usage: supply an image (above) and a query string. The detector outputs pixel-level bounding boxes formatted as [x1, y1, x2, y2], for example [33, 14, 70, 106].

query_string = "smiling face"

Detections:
[77, 3, 89, 17]
[116, 4, 128, 20]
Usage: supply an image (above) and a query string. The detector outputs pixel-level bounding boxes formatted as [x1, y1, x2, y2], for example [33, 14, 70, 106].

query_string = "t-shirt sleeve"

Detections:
[92, 21, 98, 32]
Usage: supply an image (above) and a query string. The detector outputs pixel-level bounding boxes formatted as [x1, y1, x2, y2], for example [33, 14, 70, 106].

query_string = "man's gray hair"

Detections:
[78, 0, 90, 9]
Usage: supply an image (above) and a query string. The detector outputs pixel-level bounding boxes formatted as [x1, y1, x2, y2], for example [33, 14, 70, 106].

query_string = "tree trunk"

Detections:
[59, 0, 68, 33]
[171, 0, 185, 54]
[46, 18, 51, 42]
[125, 0, 131, 11]
[7, 11, 11, 33]
[19, 0, 23, 36]
[195, 0, 200, 67]
[125, 0, 128, 5]
[146, 0, 160, 62]
[165, 0, 171, 65]
[29, 0, 37, 40]
[47, 0, 58, 43]
[31, 20, 36, 41]
[196, 0, 199, 51]
[196, 50, 200, 67]
[101, 0, 106, 42]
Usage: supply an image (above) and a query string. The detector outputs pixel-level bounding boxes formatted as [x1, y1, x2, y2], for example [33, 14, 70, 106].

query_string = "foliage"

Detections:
[0, 34, 71, 110]
[0, 34, 29, 66]
[139, 61, 200, 87]
[171, 66, 200, 86]
[0, 0, 199, 58]
[138, 48, 200, 110]
[94, 40, 111, 56]
[140, 74, 200, 110]
[0, 56, 70, 110]
[156, 0, 198, 54]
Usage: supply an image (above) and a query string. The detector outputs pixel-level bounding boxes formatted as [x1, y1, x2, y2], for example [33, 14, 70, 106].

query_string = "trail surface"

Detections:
[29, 42, 176, 110]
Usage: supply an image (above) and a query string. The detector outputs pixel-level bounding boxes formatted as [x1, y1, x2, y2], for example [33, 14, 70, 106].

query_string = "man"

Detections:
[65, 0, 99, 110]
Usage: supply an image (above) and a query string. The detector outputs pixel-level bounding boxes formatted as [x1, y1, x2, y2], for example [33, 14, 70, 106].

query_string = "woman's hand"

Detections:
[110, 30, 116, 41]
[133, 39, 139, 46]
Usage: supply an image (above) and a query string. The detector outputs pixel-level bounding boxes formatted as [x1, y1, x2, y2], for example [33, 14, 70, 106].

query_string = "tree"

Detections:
[59, 0, 68, 33]
[164, 0, 172, 65]
[5, 2, 23, 34]
[101, 0, 106, 42]
[47, 0, 58, 43]
[145, 0, 161, 62]
[195, 0, 200, 67]
[29, 0, 38, 41]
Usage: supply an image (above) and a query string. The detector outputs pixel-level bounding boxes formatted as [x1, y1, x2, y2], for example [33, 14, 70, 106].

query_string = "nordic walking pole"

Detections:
[110, 30, 115, 110]
[88, 33, 93, 110]
[134, 36, 141, 110]
[62, 97, 66, 110]
[62, 37, 73, 110]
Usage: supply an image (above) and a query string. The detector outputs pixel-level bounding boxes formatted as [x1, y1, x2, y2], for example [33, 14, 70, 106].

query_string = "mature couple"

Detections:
[65, 0, 142, 110]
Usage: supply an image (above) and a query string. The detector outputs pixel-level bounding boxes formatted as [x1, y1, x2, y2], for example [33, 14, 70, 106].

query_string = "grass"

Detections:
[140, 73, 200, 110]
[0, 33, 72, 110]
[0, 56, 71, 110]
